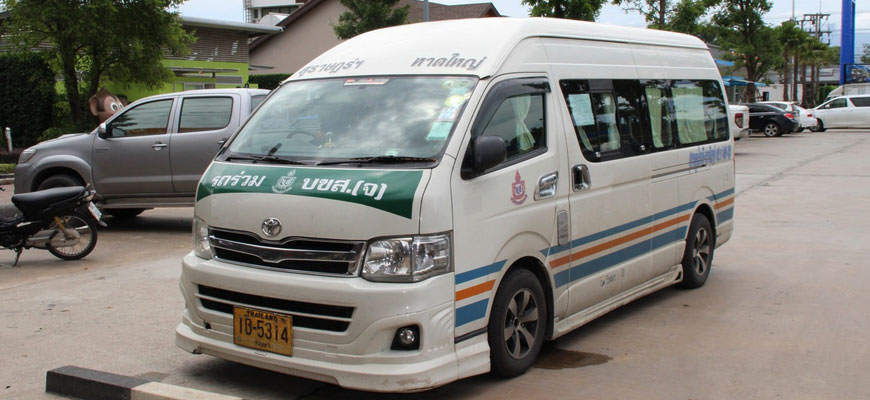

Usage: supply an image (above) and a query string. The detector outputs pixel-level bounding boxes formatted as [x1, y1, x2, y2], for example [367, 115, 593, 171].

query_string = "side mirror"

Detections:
[461, 136, 506, 179]
[97, 122, 108, 138]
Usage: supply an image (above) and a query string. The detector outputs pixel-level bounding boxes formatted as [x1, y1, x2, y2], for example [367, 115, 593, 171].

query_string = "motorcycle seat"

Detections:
[11, 186, 88, 216]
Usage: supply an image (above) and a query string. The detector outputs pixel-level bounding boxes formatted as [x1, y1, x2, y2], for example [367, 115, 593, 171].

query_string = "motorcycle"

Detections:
[0, 186, 103, 265]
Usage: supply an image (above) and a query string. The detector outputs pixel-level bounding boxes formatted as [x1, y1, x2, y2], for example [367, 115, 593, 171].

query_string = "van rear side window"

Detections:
[561, 79, 728, 162]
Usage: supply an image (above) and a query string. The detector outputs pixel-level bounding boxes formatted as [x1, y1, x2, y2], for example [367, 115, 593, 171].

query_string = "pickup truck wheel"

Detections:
[37, 174, 83, 191]
[105, 208, 146, 219]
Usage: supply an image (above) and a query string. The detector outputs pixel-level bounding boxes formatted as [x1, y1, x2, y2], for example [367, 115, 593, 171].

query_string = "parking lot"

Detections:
[2, 129, 870, 399]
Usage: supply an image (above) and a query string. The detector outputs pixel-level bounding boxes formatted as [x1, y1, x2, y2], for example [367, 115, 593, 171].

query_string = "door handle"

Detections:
[572, 164, 591, 191]
[152, 143, 168, 151]
[535, 172, 558, 200]
[217, 138, 227, 146]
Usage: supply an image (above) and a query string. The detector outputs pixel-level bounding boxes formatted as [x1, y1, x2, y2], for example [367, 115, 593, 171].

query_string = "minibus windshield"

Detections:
[225, 76, 478, 165]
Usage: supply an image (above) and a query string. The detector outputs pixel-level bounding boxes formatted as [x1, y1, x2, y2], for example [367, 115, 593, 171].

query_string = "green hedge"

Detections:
[248, 73, 291, 90]
[0, 53, 56, 148]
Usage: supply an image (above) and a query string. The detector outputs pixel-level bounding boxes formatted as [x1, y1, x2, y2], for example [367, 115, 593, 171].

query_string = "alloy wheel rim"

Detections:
[692, 227, 711, 275]
[503, 288, 539, 359]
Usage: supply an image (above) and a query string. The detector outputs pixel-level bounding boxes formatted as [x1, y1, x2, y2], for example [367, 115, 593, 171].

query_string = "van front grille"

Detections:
[209, 228, 366, 276]
[197, 285, 354, 332]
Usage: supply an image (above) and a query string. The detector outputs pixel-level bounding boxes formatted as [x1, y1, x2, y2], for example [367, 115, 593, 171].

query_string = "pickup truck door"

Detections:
[168, 94, 241, 194]
[92, 98, 175, 196]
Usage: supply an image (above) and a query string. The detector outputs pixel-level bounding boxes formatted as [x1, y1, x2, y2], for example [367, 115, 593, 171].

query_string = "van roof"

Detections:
[288, 17, 708, 81]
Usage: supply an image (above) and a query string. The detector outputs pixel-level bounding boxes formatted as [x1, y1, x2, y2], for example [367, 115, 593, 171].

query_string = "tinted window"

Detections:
[561, 80, 650, 161]
[824, 98, 847, 109]
[479, 93, 546, 161]
[179, 97, 233, 133]
[108, 99, 173, 138]
[251, 95, 266, 111]
[849, 97, 870, 107]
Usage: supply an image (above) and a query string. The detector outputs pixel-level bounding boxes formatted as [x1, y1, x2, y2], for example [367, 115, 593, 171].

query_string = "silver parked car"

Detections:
[14, 88, 269, 218]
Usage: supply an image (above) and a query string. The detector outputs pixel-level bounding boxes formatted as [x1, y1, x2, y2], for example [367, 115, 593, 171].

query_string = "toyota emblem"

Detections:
[261, 218, 282, 237]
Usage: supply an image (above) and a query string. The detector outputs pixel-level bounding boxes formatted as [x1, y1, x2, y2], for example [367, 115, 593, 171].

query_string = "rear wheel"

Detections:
[488, 269, 547, 378]
[762, 122, 782, 137]
[47, 214, 98, 260]
[37, 174, 83, 191]
[679, 214, 714, 289]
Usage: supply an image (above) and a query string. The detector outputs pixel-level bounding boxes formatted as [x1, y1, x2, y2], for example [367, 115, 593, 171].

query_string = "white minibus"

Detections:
[176, 17, 735, 392]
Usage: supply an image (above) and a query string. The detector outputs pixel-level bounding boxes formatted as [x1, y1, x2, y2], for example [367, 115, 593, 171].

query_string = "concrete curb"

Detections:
[46, 366, 244, 400]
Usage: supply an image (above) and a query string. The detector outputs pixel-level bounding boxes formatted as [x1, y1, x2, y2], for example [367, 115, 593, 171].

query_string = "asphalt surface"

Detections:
[1, 129, 869, 399]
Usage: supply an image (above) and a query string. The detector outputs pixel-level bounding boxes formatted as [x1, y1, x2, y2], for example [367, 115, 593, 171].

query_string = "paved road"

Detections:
[1, 129, 869, 399]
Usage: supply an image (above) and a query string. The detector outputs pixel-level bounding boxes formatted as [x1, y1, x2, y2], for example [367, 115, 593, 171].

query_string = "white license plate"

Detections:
[87, 202, 102, 220]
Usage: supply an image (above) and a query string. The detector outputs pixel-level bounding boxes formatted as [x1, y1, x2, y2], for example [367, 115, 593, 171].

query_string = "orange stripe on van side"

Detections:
[715, 197, 734, 209]
[549, 214, 691, 269]
[455, 280, 495, 301]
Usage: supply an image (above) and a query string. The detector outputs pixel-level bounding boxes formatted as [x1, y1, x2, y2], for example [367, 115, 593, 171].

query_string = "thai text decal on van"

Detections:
[197, 163, 423, 218]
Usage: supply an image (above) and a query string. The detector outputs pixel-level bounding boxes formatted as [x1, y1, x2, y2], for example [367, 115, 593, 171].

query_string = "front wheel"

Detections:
[488, 269, 547, 378]
[679, 214, 714, 289]
[47, 214, 98, 260]
[810, 120, 826, 132]
[762, 122, 782, 137]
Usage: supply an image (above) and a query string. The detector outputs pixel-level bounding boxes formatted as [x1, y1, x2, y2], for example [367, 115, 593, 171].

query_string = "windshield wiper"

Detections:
[224, 154, 311, 165]
[316, 156, 437, 166]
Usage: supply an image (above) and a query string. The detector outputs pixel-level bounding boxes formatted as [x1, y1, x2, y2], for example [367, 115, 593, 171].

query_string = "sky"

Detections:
[176, 0, 868, 53]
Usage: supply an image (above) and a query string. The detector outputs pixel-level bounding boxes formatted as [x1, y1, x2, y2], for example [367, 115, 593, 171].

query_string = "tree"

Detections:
[711, 0, 781, 102]
[861, 43, 870, 64]
[613, 0, 717, 31]
[2, 0, 193, 130]
[774, 21, 809, 102]
[522, 0, 607, 21]
[0, 53, 56, 147]
[333, 0, 409, 40]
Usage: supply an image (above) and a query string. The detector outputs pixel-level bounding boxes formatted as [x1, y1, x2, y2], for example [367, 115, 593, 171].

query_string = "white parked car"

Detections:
[812, 95, 870, 131]
[728, 104, 750, 140]
[758, 101, 818, 132]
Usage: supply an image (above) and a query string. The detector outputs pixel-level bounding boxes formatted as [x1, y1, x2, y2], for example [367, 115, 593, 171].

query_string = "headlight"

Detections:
[193, 217, 213, 259]
[362, 234, 451, 282]
[19, 148, 36, 163]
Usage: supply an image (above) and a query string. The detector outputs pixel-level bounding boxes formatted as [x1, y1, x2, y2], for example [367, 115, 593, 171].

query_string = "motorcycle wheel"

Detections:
[47, 214, 98, 260]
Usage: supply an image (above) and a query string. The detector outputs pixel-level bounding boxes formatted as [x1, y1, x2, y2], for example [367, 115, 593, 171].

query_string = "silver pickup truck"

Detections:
[14, 88, 269, 218]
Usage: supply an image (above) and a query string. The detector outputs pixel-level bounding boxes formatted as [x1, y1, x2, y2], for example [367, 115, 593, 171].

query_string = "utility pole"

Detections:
[799, 13, 831, 106]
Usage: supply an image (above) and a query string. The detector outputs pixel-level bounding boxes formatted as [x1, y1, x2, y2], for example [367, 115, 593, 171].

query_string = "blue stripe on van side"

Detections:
[456, 299, 489, 327]
[542, 200, 697, 257]
[557, 227, 688, 288]
[708, 187, 735, 202]
[717, 208, 734, 223]
[455, 260, 505, 285]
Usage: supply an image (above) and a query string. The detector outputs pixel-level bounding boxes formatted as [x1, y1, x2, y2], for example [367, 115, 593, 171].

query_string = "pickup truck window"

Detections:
[108, 99, 173, 138]
[179, 97, 233, 132]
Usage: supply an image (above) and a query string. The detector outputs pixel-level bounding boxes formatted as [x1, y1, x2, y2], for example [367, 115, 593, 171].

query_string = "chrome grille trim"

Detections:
[209, 228, 366, 276]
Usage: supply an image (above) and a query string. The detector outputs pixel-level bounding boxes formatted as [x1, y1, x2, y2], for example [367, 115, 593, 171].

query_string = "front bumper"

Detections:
[176, 252, 487, 392]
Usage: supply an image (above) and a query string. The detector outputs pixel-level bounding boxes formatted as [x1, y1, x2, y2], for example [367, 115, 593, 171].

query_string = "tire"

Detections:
[762, 122, 782, 137]
[37, 174, 83, 191]
[47, 214, 98, 260]
[106, 208, 146, 219]
[488, 269, 547, 378]
[679, 214, 714, 289]
[810, 120, 826, 132]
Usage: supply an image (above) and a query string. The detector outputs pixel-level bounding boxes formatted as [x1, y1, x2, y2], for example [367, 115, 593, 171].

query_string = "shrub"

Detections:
[0, 53, 56, 148]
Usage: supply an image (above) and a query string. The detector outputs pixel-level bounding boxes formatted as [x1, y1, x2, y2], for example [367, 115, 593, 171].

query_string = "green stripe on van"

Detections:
[197, 163, 423, 219]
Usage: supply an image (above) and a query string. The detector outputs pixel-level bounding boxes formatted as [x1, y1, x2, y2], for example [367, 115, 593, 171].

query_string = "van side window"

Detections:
[642, 81, 676, 149]
[468, 78, 549, 174]
[560, 79, 650, 161]
[671, 80, 728, 145]
[849, 97, 870, 107]
[479, 93, 546, 160]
